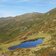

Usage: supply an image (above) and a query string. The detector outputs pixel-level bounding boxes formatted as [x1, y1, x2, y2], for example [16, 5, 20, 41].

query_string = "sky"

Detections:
[0, 0, 56, 17]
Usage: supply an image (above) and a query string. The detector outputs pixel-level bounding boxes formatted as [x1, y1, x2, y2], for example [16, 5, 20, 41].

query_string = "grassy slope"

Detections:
[0, 8, 56, 56]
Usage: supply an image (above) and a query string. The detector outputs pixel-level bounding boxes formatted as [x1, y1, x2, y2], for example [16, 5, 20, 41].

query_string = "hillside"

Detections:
[0, 8, 56, 56]
[0, 12, 44, 43]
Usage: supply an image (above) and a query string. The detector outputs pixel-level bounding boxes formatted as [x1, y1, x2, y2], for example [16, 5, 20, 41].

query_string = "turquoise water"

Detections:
[8, 39, 43, 50]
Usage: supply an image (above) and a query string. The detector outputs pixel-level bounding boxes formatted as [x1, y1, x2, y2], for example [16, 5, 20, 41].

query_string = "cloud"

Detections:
[49, 0, 56, 5]
[0, 0, 7, 3]
[0, 0, 31, 3]
[17, 0, 31, 2]
[0, 10, 14, 17]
